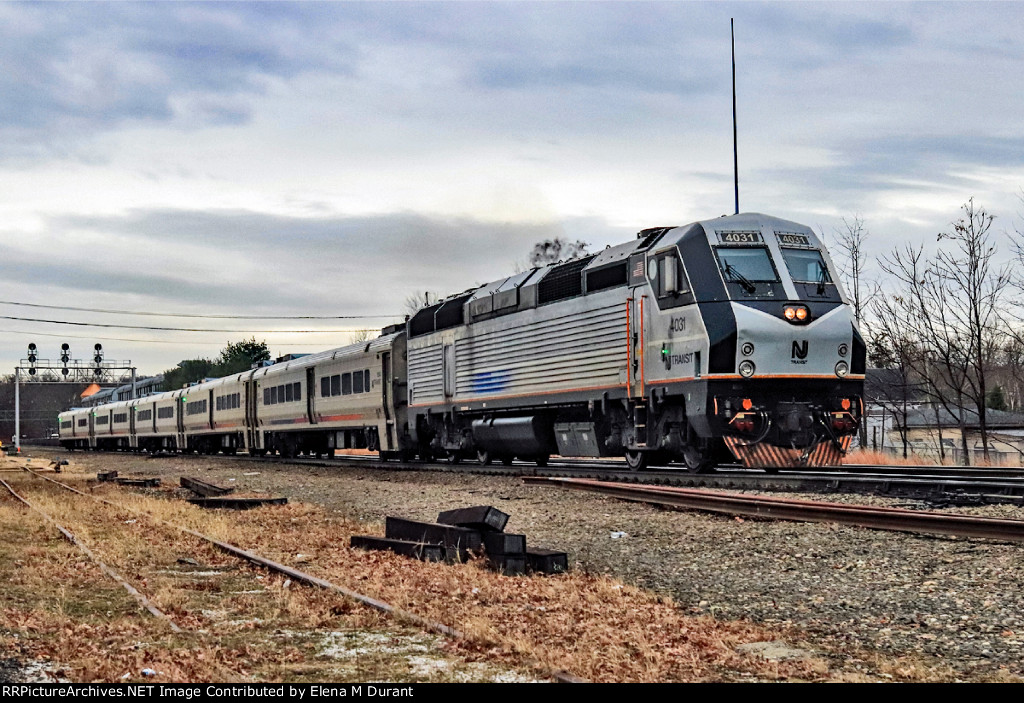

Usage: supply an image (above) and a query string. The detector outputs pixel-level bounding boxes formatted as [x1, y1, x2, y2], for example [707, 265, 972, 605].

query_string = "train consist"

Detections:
[60, 212, 865, 471]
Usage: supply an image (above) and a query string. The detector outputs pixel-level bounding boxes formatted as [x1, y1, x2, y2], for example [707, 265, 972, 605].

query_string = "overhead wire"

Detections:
[0, 314, 384, 334]
[0, 328, 380, 346]
[0, 300, 401, 320]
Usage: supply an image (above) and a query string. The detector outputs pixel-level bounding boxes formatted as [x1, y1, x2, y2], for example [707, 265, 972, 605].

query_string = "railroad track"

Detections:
[223, 452, 1024, 506]
[524, 477, 1024, 544]
[34, 446, 1024, 505]
[4, 464, 585, 683]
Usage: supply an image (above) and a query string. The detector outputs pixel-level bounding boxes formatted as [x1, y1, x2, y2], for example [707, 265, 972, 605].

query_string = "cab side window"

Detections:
[649, 250, 695, 310]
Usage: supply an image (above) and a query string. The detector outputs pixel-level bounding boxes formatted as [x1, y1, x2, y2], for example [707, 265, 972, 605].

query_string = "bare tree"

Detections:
[933, 199, 1010, 460]
[347, 329, 374, 344]
[528, 238, 590, 267]
[404, 291, 444, 316]
[866, 334, 918, 458]
[831, 214, 877, 448]
[874, 199, 1010, 465]
[832, 215, 877, 326]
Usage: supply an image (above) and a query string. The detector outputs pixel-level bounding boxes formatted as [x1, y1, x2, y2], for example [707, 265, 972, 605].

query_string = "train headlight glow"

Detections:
[783, 305, 810, 323]
[835, 361, 849, 378]
[738, 360, 756, 377]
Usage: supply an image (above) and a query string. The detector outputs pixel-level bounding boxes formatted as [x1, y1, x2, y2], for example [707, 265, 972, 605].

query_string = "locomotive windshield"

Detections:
[781, 248, 832, 284]
[714, 246, 780, 296]
[715, 247, 778, 281]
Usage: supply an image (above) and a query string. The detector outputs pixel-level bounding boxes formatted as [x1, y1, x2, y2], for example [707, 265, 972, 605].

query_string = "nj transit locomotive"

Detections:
[60, 212, 865, 472]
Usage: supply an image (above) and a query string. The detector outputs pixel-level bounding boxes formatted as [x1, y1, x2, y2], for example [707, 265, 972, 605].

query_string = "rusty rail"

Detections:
[0, 477, 182, 631]
[523, 476, 1024, 543]
[21, 467, 586, 683]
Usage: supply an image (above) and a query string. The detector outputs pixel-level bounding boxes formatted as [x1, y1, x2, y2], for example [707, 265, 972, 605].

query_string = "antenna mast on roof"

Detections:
[732, 18, 740, 215]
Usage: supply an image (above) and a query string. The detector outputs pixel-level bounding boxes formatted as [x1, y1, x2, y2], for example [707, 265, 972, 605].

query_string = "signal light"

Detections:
[742, 398, 753, 410]
[94, 343, 102, 351]
[94, 355, 102, 363]
[28, 368, 36, 376]
[28, 343, 36, 351]
[841, 398, 851, 410]
[93, 368, 102, 375]
[61, 368, 69, 376]
[61, 343, 69, 351]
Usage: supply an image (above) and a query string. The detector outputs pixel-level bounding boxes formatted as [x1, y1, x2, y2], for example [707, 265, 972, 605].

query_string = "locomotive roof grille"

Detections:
[407, 293, 473, 338]
[537, 255, 596, 305]
[408, 302, 443, 337]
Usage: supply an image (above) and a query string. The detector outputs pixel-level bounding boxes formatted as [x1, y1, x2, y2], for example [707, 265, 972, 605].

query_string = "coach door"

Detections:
[176, 396, 185, 449]
[244, 379, 260, 451]
[306, 368, 317, 425]
[381, 351, 394, 450]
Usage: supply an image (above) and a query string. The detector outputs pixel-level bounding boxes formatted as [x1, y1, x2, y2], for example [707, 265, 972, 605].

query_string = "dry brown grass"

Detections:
[0, 466, 534, 683]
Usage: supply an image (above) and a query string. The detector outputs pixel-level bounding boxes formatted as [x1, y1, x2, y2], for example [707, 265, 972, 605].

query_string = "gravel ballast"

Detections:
[36, 451, 1024, 680]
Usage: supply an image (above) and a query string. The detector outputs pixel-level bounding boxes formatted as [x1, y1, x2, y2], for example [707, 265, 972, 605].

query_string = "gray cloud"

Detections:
[0, 3, 358, 160]
[40, 208, 629, 315]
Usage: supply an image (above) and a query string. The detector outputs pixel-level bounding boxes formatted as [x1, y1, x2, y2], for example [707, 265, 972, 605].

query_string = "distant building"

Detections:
[81, 375, 164, 406]
[863, 368, 1024, 464]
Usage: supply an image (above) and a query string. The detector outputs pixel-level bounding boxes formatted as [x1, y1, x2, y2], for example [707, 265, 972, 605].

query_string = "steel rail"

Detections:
[0, 476, 182, 631]
[523, 476, 1024, 543]
[19, 467, 587, 684]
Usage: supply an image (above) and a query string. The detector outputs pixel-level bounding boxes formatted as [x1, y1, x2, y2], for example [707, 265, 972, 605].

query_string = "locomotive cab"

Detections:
[641, 213, 865, 470]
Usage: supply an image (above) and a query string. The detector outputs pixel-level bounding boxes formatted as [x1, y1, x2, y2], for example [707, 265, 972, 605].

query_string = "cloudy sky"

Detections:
[3, 1, 1024, 377]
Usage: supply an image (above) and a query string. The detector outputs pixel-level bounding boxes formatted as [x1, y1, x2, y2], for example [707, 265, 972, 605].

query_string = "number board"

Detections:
[775, 231, 812, 247]
[716, 230, 762, 244]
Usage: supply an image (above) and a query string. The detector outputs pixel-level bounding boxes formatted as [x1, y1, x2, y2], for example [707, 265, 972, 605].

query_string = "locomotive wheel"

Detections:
[682, 444, 715, 474]
[477, 450, 492, 466]
[624, 450, 648, 471]
[446, 450, 462, 465]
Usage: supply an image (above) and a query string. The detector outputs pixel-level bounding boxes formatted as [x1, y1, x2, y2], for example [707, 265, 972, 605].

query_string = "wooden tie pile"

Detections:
[351, 505, 568, 575]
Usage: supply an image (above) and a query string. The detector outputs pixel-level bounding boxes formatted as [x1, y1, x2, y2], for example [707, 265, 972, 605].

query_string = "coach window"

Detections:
[270, 386, 278, 404]
[364, 370, 371, 392]
[263, 388, 270, 405]
[330, 374, 341, 396]
[321, 377, 330, 398]
[353, 370, 364, 394]
[293, 382, 302, 401]
[340, 372, 351, 395]
[285, 384, 294, 402]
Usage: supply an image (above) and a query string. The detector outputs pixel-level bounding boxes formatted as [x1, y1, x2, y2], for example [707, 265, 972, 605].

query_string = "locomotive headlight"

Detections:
[838, 343, 849, 356]
[835, 361, 849, 378]
[783, 305, 810, 323]
[738, 360, 756, 377]
[740, 342, 755, 356]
